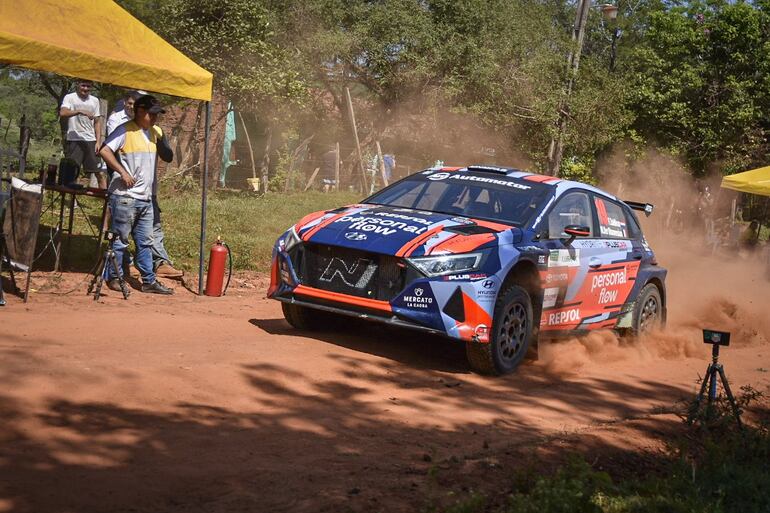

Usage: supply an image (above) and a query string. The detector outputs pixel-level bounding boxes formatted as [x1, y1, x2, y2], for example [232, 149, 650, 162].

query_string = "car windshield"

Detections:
[364, 171, 552, 226]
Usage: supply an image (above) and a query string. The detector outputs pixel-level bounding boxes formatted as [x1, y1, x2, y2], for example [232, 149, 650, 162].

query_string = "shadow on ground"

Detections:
[0, 325, 690, 513]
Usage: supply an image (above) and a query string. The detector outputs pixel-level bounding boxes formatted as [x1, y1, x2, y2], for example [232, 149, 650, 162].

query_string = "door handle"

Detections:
[588, 257, 602, 268]
[632, 251, 643, 260]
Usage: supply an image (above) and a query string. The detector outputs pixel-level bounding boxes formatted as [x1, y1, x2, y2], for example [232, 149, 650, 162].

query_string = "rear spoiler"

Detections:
[623, 200, 654, 217]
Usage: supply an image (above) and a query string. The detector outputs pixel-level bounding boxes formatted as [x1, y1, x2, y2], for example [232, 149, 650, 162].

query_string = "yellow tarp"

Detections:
[721, 166, 770, 197]
[0, 0, 212, 101]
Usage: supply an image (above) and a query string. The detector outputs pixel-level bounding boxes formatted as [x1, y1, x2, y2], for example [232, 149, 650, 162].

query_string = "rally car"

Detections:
[268, 165, 667, 375]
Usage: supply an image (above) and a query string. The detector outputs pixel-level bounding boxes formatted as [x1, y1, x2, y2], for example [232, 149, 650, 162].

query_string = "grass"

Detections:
[159, 189, 361, 272]
[437, 390, 770, 513]
[33, 185, 359, 273]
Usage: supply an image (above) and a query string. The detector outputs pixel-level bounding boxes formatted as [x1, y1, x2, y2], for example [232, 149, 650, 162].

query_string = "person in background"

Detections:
[107, 90, 182, 279]
[320, 146, 338, 193]
[383, 153, 395, 184]
[59, 79, 106, 188]
[99, 95, 175, 294]
[739, 219, 760, 252]
[106, 90, 142, 136]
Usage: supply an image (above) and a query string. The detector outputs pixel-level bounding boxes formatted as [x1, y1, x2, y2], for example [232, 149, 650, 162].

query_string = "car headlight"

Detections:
[407, 253, 482, 277]
[280, 227, 301, 252]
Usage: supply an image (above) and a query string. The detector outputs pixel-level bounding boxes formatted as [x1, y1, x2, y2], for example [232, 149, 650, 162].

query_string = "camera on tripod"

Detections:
[703, 329, 730, 346]
[104, 230, 120, 242]
[688, 328, 742, 428]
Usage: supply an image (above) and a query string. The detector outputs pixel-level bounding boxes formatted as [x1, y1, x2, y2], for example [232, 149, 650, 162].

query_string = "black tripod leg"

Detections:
[717, 366, 743, 429]
[688, 364, 712, 423]
[109, 251, 129, 300]
[708, 365, 718, 404]
[89, 253, 106, 297]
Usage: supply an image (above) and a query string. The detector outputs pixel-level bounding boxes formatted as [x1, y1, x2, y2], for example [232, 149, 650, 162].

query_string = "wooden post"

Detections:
[304, 167, 320, 191]
[334, 142, 340, 191]
[260, 124, 272, 196]
[730, 197, 737, 228]
[345, 87, 368, 192]
[375, 141, 388, 188]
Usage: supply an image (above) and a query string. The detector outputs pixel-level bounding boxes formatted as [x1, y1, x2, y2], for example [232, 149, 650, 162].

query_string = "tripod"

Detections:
[88, 231, 130, 301]
[688, 344, 743, 429]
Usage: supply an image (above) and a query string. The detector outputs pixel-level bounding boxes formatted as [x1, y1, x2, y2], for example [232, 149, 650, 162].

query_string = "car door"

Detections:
[569, 194, 641, 329]
[539, 191, 606, 333]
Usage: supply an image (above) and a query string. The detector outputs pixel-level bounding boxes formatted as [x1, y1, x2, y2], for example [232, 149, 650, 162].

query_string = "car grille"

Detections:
[292, 244, 406, 301]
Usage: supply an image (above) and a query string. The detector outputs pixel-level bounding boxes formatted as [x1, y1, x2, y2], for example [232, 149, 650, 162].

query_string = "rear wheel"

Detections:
[632, 283, 663, 334]
[282, 302, 325, 331]
[466, 285, 533, 375]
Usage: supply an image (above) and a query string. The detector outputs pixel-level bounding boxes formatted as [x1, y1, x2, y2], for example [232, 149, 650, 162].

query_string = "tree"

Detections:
[158, 0, 308, 117]
[629, 0, 770, 174]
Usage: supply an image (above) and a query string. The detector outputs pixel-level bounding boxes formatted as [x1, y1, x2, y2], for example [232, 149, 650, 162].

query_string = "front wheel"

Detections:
[282, 302, 324, 331]
[466, 285, 533, 375]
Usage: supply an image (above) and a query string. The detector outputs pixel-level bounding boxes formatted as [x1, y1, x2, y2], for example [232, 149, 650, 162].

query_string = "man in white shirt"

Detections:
[59, 80, 106, 188]
[106, 90, 141, 136]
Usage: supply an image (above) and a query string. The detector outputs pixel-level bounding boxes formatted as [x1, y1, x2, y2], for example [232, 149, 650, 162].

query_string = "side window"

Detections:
[594, 197, 630, 239]
[625, 209, 642, 239]
[547, 192, 594, 239]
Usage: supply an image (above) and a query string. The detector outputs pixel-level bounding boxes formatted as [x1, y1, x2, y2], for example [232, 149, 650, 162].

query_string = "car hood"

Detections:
[295, 204, 515, 257]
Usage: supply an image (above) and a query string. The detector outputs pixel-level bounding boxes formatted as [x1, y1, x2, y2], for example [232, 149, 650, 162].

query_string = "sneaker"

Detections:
[106, 278, 123, 292]
[155, 262, 183, 278]
[141, 280, 174, 295]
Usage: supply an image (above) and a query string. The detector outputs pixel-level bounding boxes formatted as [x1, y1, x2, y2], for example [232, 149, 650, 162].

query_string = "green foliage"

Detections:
[0, 69, 60, 143]
[560, 156, 598, 185]
[157, 0, 308, 117]
[509, 457, 613, 513]
[629, 0, 770, 174]
[434, 389, 770, 513]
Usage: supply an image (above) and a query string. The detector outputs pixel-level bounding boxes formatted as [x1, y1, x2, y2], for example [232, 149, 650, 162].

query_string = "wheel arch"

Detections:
[644, 276, 667, 324]
[500, 259, 542, 338]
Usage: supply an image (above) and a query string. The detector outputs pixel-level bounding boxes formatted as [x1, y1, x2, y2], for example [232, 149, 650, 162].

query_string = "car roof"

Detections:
[425, 165, 621, 203]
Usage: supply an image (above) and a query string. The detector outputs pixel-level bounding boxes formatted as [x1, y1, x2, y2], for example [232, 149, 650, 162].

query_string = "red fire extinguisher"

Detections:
[205, 236, 232, 297]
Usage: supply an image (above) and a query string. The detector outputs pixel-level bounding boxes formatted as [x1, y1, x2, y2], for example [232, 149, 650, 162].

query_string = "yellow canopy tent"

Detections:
[0, 0, 214, 292]
[721, 166, 770, 197]
[0, 0, 212, 100]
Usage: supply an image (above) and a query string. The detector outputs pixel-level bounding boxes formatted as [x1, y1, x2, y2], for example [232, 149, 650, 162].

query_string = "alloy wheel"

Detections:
[498, 302, 527, 362]
[639, 295, 659, 331]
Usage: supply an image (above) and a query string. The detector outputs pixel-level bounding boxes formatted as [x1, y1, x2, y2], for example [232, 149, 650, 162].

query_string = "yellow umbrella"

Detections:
[721, 166, 770, 197]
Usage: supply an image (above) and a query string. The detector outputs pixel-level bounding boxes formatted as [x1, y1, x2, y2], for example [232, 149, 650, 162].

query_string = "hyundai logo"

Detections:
[344, 232, 367, 241]
[482, 279, 495, 289]
[427, 172, 450, 181]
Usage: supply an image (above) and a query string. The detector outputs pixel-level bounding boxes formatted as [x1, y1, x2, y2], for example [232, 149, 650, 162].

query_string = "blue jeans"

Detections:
[151, 196, 172, 269]
[107, 196, 155, 284]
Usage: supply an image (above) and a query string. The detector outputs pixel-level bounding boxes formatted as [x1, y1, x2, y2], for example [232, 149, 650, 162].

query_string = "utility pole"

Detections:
[547, 0, 592, 177]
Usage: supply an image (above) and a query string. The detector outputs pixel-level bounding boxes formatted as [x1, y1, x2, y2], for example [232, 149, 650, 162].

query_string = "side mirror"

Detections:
[564, 225, 591, 237]
[562, 224, 590, 246]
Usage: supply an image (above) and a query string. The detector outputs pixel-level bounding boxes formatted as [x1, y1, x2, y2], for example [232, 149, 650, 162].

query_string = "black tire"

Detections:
[281, 302, 324, 331]
[632, 283, 663, 334]
[466, 285, 533, 375]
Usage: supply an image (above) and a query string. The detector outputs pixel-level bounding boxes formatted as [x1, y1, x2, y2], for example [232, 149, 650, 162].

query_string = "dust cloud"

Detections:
[538, 148, 770, 375]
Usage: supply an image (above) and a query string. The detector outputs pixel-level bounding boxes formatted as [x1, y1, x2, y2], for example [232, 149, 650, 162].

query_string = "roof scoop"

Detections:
[444, 224, 499, 235]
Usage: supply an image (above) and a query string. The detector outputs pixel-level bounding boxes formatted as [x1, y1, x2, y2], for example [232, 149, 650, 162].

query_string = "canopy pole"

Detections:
[198, 101, 211, 295]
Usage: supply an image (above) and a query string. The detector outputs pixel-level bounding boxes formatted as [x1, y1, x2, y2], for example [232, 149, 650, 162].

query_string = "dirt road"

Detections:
[1, 246, 768, 512]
